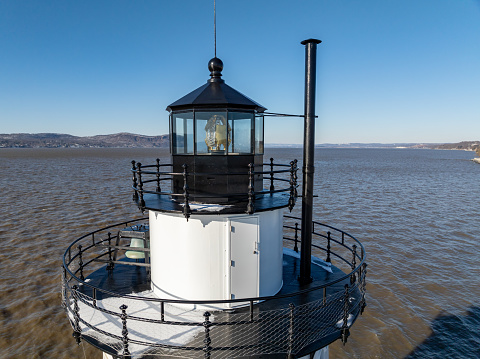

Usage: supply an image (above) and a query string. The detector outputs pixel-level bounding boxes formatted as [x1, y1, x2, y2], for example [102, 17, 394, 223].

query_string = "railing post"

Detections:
[341, 284, 350, 345]
[106, 232, 113, 271]
[287, 303, 295, 358]
[203, 311, 212, 358]
[288, 160, 296, 212]
[136, 162, 145, 212]
[250, 300, 254, 322]
[294, 223, 299, 253]
[131, 160, 138, 201]
[350, 244, 357, 285]
[77, 245, 84, 281]
[161, 301, 165, 322]
[72, 285, 81, 345]
[360, 263, 367, 314]
[156, 158, 161, 193]
[120, 304, 130, 357]
[326, 232, 331, 263]
[92, 288, 97, 307]
[269, 157, 275, 193]
[61, 265, 68, 307]
[182, 164, 191, 221]
[247, 163, 255, 214]
[293, 159, 298, 198]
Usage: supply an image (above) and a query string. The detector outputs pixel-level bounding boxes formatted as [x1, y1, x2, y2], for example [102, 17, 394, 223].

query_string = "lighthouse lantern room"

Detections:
[62, 40, 368, 359]
[167, 56, 265, 203]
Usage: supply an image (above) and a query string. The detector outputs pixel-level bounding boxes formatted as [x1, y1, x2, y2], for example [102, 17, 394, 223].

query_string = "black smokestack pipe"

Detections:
[299, 38, 321, 284]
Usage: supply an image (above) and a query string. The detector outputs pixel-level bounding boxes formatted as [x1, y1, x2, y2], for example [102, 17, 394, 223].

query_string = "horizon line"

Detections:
[2, 132, 479, 146]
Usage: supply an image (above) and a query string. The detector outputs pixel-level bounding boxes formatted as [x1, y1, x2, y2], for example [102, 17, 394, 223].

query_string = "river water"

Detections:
[0, 147, 479, 358]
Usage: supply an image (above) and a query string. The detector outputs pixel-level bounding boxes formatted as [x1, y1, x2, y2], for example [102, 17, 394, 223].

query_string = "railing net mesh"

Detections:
[63, 276, 362, 358]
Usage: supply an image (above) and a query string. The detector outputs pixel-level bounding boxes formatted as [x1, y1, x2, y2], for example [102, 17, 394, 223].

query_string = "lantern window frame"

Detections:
[170, 108, 264, 156]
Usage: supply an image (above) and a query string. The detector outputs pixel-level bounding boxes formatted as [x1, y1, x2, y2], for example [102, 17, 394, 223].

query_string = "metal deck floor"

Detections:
[139, 192, 292, 215]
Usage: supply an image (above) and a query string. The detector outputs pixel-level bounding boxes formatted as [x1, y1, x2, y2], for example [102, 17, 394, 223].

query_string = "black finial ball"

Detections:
[208, 57, 223, 77]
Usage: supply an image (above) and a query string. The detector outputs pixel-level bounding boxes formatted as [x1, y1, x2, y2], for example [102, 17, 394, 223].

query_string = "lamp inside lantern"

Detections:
[205, 114, 231, 152]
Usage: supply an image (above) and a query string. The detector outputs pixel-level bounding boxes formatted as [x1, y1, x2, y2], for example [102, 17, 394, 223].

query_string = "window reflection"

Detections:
[255, 115, 264, 154]
[228, 112, 253, 154]
[173, 112, 194, 154]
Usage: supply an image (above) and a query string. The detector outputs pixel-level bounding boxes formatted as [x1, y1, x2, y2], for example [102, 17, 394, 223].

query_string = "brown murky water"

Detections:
[0, 147, 479, 358]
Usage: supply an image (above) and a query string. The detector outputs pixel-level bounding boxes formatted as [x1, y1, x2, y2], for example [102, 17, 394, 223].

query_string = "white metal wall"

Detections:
[149, 209, 283, 308]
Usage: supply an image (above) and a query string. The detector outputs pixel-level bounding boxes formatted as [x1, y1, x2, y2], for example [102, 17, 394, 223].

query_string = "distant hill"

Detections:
[424, 141, 480, 158]
[0, 133, 479, 153]
[312, 141, 480, 152]
[0, 133, 169, 148]
[426, 141, 480, 152]
[314, 143, 436, 149]
[312, 141, 480, 151]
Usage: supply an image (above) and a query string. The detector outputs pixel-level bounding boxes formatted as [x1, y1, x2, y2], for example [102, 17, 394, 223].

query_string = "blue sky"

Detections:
[1, 0, 479, 144]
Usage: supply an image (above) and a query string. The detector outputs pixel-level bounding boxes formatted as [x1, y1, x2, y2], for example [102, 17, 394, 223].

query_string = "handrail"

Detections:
[136, 168, 292, 176]
[63, 216, 365, 305]
[130, 159, 299, 216]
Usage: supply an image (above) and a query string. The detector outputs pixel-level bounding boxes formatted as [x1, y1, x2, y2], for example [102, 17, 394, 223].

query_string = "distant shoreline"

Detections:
[0, 133, 479, 151]
[1, 145, 479, 152]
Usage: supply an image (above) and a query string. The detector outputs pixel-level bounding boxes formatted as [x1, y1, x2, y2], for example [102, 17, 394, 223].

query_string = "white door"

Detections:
[229, 216, 259, 303]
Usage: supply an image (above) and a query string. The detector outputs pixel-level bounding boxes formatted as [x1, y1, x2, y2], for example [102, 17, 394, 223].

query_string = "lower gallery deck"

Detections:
[68, 249, 362, 359]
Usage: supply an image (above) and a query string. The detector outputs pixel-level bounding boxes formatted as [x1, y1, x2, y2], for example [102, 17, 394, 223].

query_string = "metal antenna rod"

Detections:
[214, 0, 216, 57]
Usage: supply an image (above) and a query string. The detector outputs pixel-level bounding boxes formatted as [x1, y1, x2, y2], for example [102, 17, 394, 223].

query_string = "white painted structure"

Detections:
[149, 208, 284, 309]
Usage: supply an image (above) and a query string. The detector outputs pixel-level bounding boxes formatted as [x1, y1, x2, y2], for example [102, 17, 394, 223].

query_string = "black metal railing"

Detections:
[62, 215, 366, 358]
[130, 158, 298, 218]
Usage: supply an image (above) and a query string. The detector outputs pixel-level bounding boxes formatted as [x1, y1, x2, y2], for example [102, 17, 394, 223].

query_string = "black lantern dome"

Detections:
[167, 58, 266, 202]
[167, 57, 266, 112]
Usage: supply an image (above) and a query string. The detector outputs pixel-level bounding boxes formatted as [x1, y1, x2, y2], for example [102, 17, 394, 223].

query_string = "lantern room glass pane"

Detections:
[196, 111, 228, 154]
[173, 112, 193, 154]
[228, 112, 253, 154]
[255, 115, 264, 154]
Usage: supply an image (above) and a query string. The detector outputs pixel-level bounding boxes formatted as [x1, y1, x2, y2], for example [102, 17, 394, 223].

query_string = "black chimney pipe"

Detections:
[299, 38, 321, 284]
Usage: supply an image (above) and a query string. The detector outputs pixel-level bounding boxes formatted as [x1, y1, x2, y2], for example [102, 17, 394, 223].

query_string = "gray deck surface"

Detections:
[138, 192, 293, 214]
